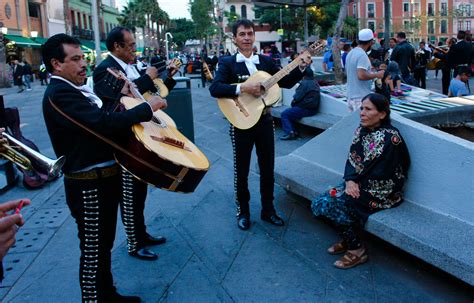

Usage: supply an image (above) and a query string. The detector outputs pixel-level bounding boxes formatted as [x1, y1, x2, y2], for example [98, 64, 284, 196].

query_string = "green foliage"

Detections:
[169, 18, 197, 47]
[119, 0, 168, 32]
[224, 11, 240, 30]
[189, 0, 214, 39]
[254, 1, 342, 40]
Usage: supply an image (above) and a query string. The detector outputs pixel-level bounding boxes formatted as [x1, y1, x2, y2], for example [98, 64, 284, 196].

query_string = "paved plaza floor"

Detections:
[0, 73, 472, 302]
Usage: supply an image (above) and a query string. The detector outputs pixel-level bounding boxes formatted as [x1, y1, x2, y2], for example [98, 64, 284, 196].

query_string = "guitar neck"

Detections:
[261, 50, 310, 90]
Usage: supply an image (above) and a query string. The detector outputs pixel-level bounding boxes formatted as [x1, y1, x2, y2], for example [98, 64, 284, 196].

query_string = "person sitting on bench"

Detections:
[311, 93, 410, 269]
[280, 67, 320, 140]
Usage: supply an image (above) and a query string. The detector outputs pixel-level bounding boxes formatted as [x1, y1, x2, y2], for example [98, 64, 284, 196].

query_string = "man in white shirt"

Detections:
[345, 28, 384, 112]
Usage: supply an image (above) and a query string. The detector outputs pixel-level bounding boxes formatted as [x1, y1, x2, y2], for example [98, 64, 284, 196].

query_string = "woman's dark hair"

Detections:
[106, 26, 132, 52]
[389, 38, 397, 44]
[232, 19, 254, 36]
[41, 34, 81, 73]
[362, 93, 391, 124]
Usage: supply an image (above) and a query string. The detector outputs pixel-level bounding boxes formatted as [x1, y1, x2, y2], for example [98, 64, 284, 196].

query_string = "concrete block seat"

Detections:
[274, 113, 474, 285]
[272, 105, 341, 130]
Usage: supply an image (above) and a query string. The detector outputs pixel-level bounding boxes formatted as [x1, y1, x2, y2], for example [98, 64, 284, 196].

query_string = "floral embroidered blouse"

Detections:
[344, 123, 411, 210]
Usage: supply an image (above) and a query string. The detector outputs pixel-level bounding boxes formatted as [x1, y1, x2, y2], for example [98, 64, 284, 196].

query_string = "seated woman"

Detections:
[311, 93, 410, 269]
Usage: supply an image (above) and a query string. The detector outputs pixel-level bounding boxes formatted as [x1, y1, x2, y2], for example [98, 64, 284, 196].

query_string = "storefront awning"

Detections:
[79, 39, 108, 52]
[4, 35, 42, 48]
[33, 37, 48, 45]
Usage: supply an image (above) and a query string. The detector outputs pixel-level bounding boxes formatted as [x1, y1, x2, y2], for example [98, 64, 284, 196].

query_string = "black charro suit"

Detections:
[43, 77, 153, 302]
[93, 56, 176, 256]
[435, 40, 473, 94]
[209, 54, 303, 222]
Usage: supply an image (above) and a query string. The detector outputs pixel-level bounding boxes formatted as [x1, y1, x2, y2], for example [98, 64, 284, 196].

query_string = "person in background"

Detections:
[322, 45, 334, 72]
[22, 61, 33, 91]
[270, 45, 282, 68]
[448, 66, 471, 97]
[384, 38, 397, 64]
[11, 58, 24, 93]
[280, 65, 320, 140]
[341, 44, 351, 69]
[414, 41, 431, 89]
[312, 93, 410, 270]
[390, 32, 416, 85]
[384, 61, 403, 96]
[434, 37, 457, 95]
[344, 28, 384, 112]
[137, 56, 148, 72]
[39, 63, 49, 85]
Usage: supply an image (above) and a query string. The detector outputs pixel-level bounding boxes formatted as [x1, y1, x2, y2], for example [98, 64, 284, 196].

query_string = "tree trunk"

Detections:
[332, 0, 350, 84]
[383, 0, 390, 48]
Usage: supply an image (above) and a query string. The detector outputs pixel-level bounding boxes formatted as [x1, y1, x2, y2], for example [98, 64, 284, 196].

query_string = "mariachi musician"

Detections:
[93, 26, 178, 261]
[209, 19, 304, 231]
[42, 33, 166, 302]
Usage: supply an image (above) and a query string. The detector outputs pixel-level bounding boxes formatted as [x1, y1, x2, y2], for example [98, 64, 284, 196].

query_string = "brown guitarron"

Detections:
[217, 41, 325, 130]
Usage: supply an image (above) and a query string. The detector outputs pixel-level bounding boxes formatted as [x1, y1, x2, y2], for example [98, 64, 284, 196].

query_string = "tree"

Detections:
[189, 0, 214, 48]
[169, 18, 197, 48]
[331, 0, 350, 84]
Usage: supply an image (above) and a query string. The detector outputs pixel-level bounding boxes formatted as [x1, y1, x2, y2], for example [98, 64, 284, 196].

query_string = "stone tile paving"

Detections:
[0, 77, 472, 302]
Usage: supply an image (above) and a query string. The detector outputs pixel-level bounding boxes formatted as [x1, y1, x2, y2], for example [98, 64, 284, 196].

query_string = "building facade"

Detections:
[454, 0, 473, 33]
[219, 0, 283, 54]
[348, 0, 460, 44]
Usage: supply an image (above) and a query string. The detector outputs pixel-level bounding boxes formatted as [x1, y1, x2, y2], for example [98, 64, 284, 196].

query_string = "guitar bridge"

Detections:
[232, 97, 249, 117]
[150, 135, 191, 151]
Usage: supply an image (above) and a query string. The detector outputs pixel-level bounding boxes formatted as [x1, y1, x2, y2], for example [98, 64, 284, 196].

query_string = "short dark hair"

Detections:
[41, 34, 81, 73]
[389, 38, 397, 44]
[397, 32, 406, 39]
[457, 65, 471, 76]
[457, 30, 466, 40]
[232, 19, 255, 37]
[106, 26, 132, 52]
[362, 93, 391, 124]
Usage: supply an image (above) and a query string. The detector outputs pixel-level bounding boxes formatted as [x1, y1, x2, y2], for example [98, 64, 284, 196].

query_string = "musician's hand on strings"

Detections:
[120, 81, 134, 98]
[0, 128, 7, 153]
[146, 66, 158, 80]
[148, 96, 168, 111]
[0, 199, 30, 260]
[241, 82, 263, 97]
[168, 60, 179, 77]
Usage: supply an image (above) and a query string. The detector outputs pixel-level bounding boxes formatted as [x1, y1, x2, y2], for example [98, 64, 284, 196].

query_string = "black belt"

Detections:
[65, 165, 120, 180]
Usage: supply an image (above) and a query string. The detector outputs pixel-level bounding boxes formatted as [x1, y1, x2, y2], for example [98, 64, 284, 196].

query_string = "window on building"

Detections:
[413, 2, 420, 14]
[367, 3, 375, 18]
[241, 5, 247, 19]
[254, 6, 262, 19]
[428, 3, 434, 16]
[466, 4, 472, 17]
[230, 5, 235, 14]
[440, 19, 447, 33]
[353, 3, 357, 17]
[404, 20, 410, 30]
[368, 21, 375, 32]
[428, 20, 434, 34]
[77, 12, 82, 29]
[403, 3, 409, 13]
[466, 21, 471, 31]
[28, 3, 40, 17]
[89, 16, 92, 30]
[458, 21, 463, 30]
[71, 10, 76, 27]
[440, 3, 447, 16]
[83, 14, 88, 29]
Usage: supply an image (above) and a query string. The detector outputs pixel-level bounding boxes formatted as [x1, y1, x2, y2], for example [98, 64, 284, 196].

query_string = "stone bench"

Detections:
[274, 112, 474, 285]
[271, 105, 342, 130]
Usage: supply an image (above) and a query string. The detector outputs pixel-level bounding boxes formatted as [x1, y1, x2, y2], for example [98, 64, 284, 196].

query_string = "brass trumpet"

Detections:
[0, 132, 65, 178]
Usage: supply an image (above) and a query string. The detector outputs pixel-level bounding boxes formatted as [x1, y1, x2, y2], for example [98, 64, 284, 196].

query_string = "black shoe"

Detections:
[129, 248, 158, 261]
[261, 212, 285, 226]
[143, 233, 167, 246]
[237, 216, 250, 230]
[107, 292, 141, 303]
[280, 132, 297, 140]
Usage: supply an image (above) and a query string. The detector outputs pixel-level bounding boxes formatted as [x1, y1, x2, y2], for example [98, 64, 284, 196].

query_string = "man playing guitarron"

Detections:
[209, 19, 305, 230]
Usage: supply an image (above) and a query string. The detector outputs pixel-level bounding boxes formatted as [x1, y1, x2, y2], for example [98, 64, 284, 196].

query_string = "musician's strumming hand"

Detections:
[120, 81, 135, 98]
[145, 66, 158, 80]
[168, 60, 179, 77]
[241, 82, 263, 97]
[374, 70, 385, 79]
[0, 128, 7, 153]
[148, 96, 168, 111]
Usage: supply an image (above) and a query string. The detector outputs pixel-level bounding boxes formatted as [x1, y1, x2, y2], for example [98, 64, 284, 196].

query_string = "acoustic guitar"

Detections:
[143, 58, 182, 99]
[217, 41, 325, 129]
[106, 68, 210, 193]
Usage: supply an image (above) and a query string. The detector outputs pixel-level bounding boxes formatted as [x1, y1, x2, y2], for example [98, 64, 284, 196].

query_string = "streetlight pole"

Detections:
[165, 32, 173, 61]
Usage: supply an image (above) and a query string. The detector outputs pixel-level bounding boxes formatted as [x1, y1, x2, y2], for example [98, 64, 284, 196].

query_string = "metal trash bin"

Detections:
[163, 77, 195, 142]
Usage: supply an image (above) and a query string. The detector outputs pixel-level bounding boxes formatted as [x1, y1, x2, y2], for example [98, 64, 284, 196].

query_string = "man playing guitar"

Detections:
[42, 33, 166, 302]
[93, 27, 179, 261]
[209, 19, 304, 230]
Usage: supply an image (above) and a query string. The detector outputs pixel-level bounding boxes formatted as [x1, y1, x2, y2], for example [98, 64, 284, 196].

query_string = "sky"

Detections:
[116, 0, 191, 20]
